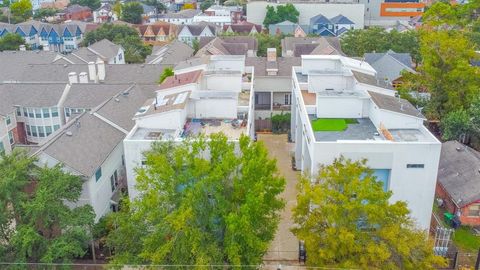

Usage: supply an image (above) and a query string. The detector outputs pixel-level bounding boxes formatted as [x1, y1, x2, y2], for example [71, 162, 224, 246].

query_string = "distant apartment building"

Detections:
[124, 55, 255, 200]
[290, 55, 441, 230]
[205, 5, 243, 24]
[361, 0, 425, 26]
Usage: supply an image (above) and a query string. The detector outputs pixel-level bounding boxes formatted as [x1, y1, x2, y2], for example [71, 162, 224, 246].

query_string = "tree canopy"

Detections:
[121, 2, 143, 24]
[200, 0, 214, 12]
[255, 33, 282, 57]
[106, 134, 285, 266]
[70, 0, 101, 10]
[262, 3, 299, 28]
[340, 27, 421, 63]
[82, 24, 152, 63]
[0, 150, 95, 266]
[159, 67, 174, 83]
[10, 0, 32, 20]
[0, 33, 26, 51]
[292, 157, 446, 270]
[33, 8, 58, 20]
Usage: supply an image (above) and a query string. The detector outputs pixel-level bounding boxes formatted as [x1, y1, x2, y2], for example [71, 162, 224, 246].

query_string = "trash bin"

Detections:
[444, 212, 454, 225]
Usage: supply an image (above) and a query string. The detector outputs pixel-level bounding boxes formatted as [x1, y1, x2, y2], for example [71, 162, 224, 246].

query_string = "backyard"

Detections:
[311, 118, 359, 132]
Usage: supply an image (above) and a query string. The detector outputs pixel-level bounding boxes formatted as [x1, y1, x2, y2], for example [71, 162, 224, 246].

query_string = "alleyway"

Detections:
[259, 134, 300, 264]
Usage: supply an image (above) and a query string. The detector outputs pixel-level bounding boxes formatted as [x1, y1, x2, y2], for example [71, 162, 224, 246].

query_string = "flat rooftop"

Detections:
[310, 117, 381, 142]
[389, 129, 430, 142]
[130, 127, 179, 140]
[182, 119, 247, 140]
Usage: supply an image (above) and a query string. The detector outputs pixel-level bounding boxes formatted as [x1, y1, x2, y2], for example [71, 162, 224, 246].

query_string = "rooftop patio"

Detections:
[309, 117, 381, 142]
[182, 118, 247, 140]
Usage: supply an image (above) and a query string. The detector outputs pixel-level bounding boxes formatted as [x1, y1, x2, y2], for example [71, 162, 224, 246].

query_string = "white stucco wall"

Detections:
[316, 97, 366, 118]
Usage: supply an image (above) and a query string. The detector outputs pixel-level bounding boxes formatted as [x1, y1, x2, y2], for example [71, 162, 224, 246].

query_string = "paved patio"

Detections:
[258, 134, 300, 264]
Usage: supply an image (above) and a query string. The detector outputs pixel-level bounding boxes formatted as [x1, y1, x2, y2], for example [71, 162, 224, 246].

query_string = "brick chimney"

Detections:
[267, 48, 277, 62]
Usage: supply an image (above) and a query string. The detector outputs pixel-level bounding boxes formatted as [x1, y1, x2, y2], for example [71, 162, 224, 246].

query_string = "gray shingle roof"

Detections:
[245, 57, 301, 77]
[282, 37, 343, 56]
[87, 39, 122, 61]
[438, 141, 480, 208]
[64, 84, 131, 108]
[157, 9, 201, 19]
[146, 40, 194, 65]
[329, 14, 355, 25]
[368, 90, 424, 119]
[310, 14, 331, 25]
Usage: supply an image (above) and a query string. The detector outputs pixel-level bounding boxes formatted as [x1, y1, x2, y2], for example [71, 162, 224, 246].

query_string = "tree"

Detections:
[33, 8, 58, 20]
[121, 2, 143, 24]
[159, 67, 174, 83]
[292, 157, 446, 270]
[70, 0, 101, 10]
[143, 0, 166, 13]
[10, 0, 32, 20]
[255, 33, 282, 57]
[107, 134, 285, 266]
[82, 24, 152, 63]
[0, 33, 26, 51]
[200, 0, 214, 12]
[192, 38, 199, 53]
[0, 150, 95, 265]
[262, 3, 299, 28]
[441, 109, 471, 141]
[181, 3, 195, 10]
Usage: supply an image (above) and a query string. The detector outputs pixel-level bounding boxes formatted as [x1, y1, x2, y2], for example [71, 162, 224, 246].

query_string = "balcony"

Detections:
[273, 103, 291, 111]
[255, 104, 271, 110]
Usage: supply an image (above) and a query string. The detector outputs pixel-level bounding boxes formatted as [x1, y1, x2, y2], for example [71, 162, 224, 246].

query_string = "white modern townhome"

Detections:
[291, 55, 441, 230]
[124, 55, 255, 200]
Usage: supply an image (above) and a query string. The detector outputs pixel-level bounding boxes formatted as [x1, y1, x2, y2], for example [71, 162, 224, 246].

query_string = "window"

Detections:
[65, 108, 71, 117]
[38, 126, 45, 137]
[118, 53, 122, 61]
[45, 126, 52, 136]
[16, 107, 21, 116]
[53, 124, 60, 131]
[8, 131, 14, 145]
[110, 170, 118, 192]
[42, 108, 50, 118]
[35, 108, 42, 118]
[406, 164, 424, 169]
[0, 141, 4, 154]
[51, 108, 59, 117]
[28, 108, 34, 118]
[31, 125, 37, 137]
[23, 108, 27, 117]
[95, 167, 102, 181]
[285, 94, 292, 105]
[26, 125, 31, 136]
[468, 204, 480, 217]
[5, 115, 11, 126]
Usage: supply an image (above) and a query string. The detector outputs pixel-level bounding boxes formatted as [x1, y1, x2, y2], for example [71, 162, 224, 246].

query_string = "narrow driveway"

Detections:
[259, 134, 300, 264]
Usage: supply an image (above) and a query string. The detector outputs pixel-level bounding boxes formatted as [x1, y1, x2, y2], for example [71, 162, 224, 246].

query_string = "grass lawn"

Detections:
[453, 226, 480, 252]
[311, 118, 358, 132]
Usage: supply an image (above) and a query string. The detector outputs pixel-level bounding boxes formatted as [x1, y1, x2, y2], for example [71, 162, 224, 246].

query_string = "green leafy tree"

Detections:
[121, 2, 143, 24]
[292, 157, 446, 270]
[192, 38, 199, 53]
[441, 109, 471, 141]
[83, 24, 151, 63]
[159, 67, 174, 83]
[255, 33, 282, 57]
[107, 134, 285, 266]
[143, 0, 166, 13]
[200, 0, 214, 12]
[70, 0, 101, 10]
[0, 151, 95, 265]
[33, 8, 58, 20]
[0, 33, 26, 51]
[262, 4, 298, 28]
[10, 0, 32, 20]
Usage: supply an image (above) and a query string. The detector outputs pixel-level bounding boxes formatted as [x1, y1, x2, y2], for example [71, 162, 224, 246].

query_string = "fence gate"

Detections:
[255, 119, 272, 132]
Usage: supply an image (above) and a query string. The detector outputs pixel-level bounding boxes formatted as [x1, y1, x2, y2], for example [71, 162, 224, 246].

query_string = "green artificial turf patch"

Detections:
[345, 118, 359, 124]
[311, 118, 348, 131]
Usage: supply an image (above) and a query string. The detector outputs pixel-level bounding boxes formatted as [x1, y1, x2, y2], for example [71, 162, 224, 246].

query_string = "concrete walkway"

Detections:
[259, 134, 300, 264]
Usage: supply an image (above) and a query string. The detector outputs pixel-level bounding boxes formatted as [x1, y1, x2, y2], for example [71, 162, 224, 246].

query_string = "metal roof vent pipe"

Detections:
[68, 72, 78, 84]
[79, 72, 88, 83]
[96, 59, 106, 82]
[88, 62, 97, 82]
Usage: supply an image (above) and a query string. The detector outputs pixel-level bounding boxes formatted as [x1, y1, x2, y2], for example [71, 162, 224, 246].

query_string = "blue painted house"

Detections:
[308, 13, 356, 37]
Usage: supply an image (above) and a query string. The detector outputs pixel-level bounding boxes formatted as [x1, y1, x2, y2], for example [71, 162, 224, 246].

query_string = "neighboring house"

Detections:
[0, 20, 87, 52]
[291, 55, 441, 230]
[436, 141, 480, 226]
[31, 0, 54, 10]
[281, 36, 344, 57]
[193, 12, 232, 27]
[364, 50, 416, 89]
[177, 23, 216, 45]
[93, 3, 118, 23]
[135, 22, 177, 43]
[145, 40, 194, 65]
[150, 9, 201, 24]
[124, 55, 254, 200]
[385, 20, 413, 33]
[409, 15, 423, 29]
[245, 49, 301, 119]
[223, 22, 261, 35]
[34, 83, 157, 221]
[269, 20, 308, 37]
[141, 3, 156, 18]
[62, 5, 92, 21]
[196, 36, 257, 57]
[69, 39, 125, 64]
[0, 106, 18, 155]
[310, 13, 355, 36]
[205, 5, 243, 24]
